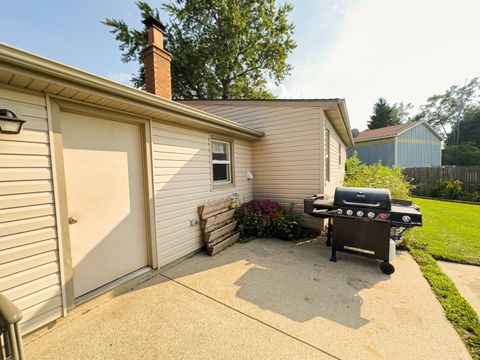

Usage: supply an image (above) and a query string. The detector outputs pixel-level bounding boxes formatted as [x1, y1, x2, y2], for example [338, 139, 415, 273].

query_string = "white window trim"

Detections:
[211, 139, 233, 185]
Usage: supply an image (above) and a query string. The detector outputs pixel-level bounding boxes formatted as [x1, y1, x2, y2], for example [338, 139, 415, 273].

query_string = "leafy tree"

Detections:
[367, 97, 401, 129]
[103, 2, 158, 88]
[391, 102, 414, 124]
[103, 1, 296, 99]
[442, 143, 480, 166]
[446, 108, 480, 147]
[417, 78, 480, 143]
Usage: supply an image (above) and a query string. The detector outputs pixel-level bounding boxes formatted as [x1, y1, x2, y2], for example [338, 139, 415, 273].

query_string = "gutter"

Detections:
[0, 43, 264, 139]
[354, 135, 397, 143]
[337, 99, 355, 147]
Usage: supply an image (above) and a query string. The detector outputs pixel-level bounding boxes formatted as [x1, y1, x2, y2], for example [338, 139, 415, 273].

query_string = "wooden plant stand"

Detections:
[198, 199, 240, 255]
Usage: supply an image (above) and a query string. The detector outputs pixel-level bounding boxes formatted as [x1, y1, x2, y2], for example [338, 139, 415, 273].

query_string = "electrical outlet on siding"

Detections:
[190, 219, 199, 226]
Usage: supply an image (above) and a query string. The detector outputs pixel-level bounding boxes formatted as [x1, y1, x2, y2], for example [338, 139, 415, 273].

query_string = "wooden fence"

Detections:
[403, 166, 480, 194]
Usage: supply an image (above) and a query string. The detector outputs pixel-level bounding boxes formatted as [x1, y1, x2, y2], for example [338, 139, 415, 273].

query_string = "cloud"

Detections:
[106, 72, 133, 85]
[266, 82, 292, 98]
[276, 0, 480, 130]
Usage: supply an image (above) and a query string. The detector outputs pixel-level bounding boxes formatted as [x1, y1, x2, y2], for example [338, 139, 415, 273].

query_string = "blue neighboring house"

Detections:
[349, 121, 443, 168]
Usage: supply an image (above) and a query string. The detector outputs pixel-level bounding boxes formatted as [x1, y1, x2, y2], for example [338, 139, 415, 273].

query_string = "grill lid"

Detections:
[334, 187, 391, 210]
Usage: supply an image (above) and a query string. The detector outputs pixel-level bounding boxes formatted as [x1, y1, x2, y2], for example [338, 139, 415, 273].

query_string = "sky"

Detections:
[1, 0, 479, 130]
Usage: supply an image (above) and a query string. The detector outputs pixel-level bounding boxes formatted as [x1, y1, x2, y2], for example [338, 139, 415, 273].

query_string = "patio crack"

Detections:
[160, 273, 343, 360]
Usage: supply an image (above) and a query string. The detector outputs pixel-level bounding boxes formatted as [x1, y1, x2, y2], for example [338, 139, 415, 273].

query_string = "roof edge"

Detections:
[0, 43, 263, 139]
[355, 121, 443, 143]
[354, 135, 396, 143]
[181, 98, 354, 146]
[397, 120, 443, 141]
[336, 99, 355, 147]
[179, 98, 341, 108]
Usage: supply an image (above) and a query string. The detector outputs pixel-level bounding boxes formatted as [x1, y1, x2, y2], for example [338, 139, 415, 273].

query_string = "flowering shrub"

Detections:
[235, 199, 304, 241]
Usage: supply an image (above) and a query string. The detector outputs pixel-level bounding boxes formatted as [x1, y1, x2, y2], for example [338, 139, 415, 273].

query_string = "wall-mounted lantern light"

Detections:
[0, 109, 26, 134]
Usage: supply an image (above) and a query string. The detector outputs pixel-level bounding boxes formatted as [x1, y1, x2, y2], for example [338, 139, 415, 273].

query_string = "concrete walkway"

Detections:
[25, 239, 470, 360]
[439, 261, 480, 316]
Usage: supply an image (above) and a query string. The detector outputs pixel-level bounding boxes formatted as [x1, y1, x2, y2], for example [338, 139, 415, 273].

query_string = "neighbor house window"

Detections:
[325, 128, 330, 182]
[211, 139, 232, 184]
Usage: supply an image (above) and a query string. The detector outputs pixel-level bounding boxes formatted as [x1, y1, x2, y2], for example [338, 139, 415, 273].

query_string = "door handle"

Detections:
[68, 216, 78, 224]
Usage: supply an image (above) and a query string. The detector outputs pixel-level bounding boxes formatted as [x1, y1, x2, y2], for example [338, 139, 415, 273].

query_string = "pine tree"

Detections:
[368, 98, 400, 129]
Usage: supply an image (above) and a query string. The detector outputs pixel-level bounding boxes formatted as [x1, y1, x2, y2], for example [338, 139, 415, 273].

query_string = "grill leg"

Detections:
[329, 218, 337, 262]
[330, 247, 337, 262]
[326, 219, 332, 247]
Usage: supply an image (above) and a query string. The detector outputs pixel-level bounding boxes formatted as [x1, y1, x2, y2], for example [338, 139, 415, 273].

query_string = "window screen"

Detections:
[211, 140, 232, 183]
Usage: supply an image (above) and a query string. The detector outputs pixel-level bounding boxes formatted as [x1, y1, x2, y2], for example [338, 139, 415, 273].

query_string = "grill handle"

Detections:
[342, 200, 381, 207]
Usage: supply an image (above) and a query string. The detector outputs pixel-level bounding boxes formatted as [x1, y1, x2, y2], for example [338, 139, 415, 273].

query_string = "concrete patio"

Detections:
[24, 239, 470, 360]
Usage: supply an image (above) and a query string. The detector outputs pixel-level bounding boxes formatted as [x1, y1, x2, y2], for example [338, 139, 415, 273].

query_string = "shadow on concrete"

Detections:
[157, 238, 391, 329]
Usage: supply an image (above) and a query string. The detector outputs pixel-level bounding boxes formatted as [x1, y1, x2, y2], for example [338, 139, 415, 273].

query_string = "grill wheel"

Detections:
[380, 261, 395, 275]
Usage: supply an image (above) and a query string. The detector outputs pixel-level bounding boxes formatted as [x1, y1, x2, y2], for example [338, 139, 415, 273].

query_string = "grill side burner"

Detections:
[304, 187, 422, 274]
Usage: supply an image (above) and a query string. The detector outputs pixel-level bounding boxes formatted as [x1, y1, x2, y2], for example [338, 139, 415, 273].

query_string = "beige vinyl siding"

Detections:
[184, 103, 324, 228]
[152, 121, 253, 267]
[324, 118, 346, 196]
[0, 87, 63, 334]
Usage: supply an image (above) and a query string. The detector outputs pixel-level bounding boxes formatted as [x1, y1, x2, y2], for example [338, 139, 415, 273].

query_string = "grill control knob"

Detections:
[337, 209, 343, 215]
[346, 209, 353, 216]
[367, 212, 375, 219]
[356, 211, 364, 217]
[402, 215, 411, 223]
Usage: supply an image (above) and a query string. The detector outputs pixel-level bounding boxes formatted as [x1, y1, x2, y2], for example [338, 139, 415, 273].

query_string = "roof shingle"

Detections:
[354, 121, 421, 142]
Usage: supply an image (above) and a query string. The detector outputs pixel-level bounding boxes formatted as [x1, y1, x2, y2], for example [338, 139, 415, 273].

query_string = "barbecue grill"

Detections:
[304, 187, 422, 274]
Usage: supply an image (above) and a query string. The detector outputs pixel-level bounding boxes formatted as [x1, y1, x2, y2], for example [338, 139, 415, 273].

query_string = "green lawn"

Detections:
[404, 198, 480, 359]
[410, 198, 480, 266]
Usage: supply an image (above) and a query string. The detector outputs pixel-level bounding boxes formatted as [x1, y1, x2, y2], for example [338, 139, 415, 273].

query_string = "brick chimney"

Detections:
[143, 17, 172, 99]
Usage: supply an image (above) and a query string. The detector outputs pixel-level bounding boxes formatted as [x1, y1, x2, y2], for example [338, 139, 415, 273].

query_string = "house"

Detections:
[180, 100, 354, 227]
[0, 17, 351, 334]
[349, 121, 442, 168]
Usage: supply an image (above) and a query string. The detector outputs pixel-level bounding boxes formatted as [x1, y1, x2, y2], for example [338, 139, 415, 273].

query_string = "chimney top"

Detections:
[143, 16, 172, 99]
[143, 17, 166, 32]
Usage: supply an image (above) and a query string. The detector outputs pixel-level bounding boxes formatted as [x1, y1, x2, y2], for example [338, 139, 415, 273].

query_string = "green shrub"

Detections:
[272, 208, 303, 240]
[431, 180, 479, 201]
[344, 152, 413, 199]
[235, 199, 304, 241]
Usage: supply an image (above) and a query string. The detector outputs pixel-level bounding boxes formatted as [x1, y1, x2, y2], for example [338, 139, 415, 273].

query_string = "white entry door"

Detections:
[61, 112, 148, 298]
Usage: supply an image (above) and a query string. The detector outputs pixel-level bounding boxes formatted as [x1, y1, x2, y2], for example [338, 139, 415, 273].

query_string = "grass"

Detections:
[403, 197, 480, 359]
[404, 236, 480, 359]
[409, 198, 480, 265]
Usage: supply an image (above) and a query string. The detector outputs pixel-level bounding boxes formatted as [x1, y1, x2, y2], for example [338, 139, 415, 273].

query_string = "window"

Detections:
[339, 143, 342, 164]
[211, 139, 232, 184]
[325, 128, 330, 182]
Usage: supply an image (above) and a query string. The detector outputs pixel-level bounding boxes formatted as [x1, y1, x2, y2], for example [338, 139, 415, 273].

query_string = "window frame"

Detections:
[338, 143, 342, 164]
[210, 137, 234, 188]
